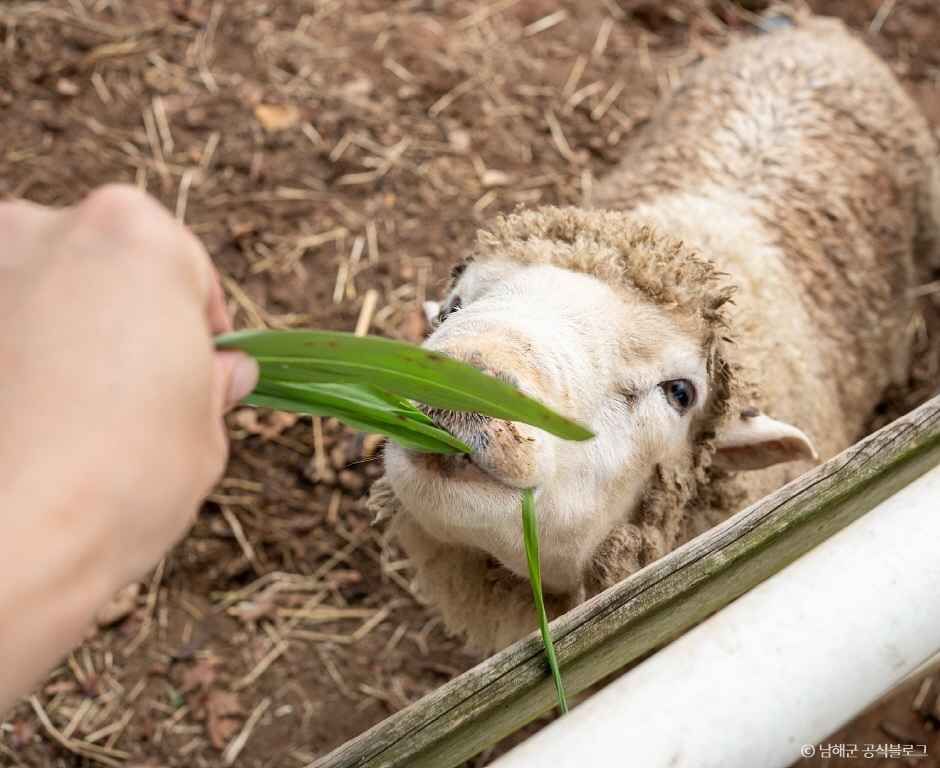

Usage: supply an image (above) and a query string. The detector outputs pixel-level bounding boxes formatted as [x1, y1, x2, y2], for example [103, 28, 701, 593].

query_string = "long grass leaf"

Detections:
[217, 330, 593, 441]
[246, 393, 462, 454]
[259, 380, 434, 425]
[248, 382, 471, 454]
[522, 488, 568, 715]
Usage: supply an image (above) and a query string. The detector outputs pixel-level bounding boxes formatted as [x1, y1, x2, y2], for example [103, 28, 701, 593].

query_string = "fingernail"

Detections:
[227, 354, 259, 406]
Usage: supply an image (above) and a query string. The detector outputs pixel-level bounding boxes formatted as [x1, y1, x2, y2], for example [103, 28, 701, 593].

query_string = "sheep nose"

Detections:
[425, 334, 544, 426]
[466, 357, 522, 390]
[417, 338, 547, 485]
[435, 344, 524, 390]
[419, 346, 525, 440]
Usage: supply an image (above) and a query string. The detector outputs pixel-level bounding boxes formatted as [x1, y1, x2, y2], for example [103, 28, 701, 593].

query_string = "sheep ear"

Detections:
[423, 300, 442, 326]
[713, 410, 818, 472]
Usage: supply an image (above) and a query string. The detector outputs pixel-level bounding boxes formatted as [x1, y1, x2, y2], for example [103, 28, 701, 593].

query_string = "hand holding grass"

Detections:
[0, 186, 257, 712]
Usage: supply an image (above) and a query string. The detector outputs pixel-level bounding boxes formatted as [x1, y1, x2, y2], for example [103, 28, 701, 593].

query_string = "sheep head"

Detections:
[383, 207, 817, 594]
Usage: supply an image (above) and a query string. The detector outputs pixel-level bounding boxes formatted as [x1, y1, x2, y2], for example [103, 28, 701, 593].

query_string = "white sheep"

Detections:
[371, 16, 940, 653]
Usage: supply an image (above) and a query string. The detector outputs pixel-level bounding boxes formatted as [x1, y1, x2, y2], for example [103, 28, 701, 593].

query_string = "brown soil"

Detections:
[1, 1, 938, 767]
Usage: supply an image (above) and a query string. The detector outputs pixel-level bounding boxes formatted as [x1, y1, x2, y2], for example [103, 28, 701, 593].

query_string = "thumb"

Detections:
[213, 350, 259, 414]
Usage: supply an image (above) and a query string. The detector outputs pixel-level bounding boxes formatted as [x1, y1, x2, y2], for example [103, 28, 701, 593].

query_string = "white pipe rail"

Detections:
[493, 464, 940, 768]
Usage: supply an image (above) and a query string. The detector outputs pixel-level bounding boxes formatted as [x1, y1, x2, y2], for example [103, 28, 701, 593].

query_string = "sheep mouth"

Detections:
[406, 449, 499, 483]
[419, 405, 491, 436]
[405, 407, 526, 487]
[404, 446, 528, 490]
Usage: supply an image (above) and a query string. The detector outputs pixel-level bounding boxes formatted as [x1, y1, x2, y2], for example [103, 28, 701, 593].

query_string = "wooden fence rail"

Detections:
[313, 392, 940, 768]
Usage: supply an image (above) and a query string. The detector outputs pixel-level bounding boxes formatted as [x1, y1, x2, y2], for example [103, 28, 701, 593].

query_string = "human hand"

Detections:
[0, 185, 257, 708]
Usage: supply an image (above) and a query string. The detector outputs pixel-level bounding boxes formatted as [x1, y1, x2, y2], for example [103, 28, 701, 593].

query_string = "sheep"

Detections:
[370, 15, 940, 654]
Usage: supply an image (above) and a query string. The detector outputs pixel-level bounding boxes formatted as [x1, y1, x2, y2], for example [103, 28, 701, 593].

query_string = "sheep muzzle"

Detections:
[419, 404, 492, 451]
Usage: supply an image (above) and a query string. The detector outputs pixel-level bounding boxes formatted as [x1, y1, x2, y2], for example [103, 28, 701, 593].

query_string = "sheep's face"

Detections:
[384, 259, 712, 592]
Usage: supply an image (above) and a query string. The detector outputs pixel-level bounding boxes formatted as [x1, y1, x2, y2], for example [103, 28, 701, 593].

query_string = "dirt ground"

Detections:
[1, 1, 938, 766]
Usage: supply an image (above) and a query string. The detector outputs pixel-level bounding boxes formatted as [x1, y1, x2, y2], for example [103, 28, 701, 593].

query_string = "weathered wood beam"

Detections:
[312, 393, 940, 768]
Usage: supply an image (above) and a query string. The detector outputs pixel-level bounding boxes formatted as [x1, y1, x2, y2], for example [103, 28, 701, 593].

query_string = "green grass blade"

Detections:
[259, 380, 434, 425]
[247, 381, 471, 454]
[522, 488, 568, 715]
[246, 393, 455, 454]
[252, 380, 471, 453]
[217, 329, 593, 442]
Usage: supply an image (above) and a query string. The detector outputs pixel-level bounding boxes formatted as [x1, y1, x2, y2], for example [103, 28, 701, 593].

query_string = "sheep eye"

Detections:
[437, 295, 462, 324]
[661, 379, 696, 412]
